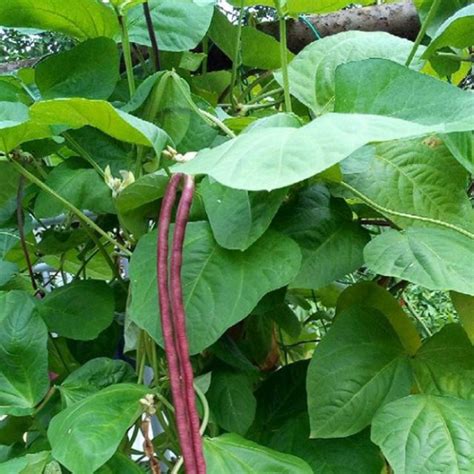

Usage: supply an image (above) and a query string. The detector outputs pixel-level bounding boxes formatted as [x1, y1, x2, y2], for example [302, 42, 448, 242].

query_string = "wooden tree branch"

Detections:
[259, 1, 421, 52]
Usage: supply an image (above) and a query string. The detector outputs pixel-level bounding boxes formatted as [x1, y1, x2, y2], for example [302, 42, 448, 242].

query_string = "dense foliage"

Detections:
[0, 0, 473, 472]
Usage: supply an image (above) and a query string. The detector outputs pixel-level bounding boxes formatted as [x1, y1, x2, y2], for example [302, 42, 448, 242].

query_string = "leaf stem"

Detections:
[230, 2, 245, 112]
[119, 14, 136, 96]
[63, 133, 104, 177]
[406, 0, 441, 66]
[277, 3, 292, 113]
[9, 159, 132, 256]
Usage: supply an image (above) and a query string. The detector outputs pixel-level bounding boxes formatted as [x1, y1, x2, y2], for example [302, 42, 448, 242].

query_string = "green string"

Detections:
[298, 15, 322, 41]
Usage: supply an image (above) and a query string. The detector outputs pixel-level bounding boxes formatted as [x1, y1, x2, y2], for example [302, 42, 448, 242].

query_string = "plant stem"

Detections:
[404, 296, 433, 337]
[230, 2, 245, 111]
[9, 159, 132, 256]
[34, 386, 57, 414]
[63, 133, 104, 177]
[119, 14, 136, 96]
[277, 2, 292, 113]
[143, 1, 160, 71]
[406, 0, 441, 66]
[202, 36, 209, 74]
[16, 176, 38, 292]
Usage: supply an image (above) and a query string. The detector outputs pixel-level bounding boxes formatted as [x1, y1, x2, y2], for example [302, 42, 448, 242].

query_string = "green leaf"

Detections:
[48, 384, 148, 474]
[364, 228, 474, 296]
[0, 451, 51, 474]
[95, 452, 145, 473]
[208, 9, 293, 70]
[127, 0, 215, 52]
[0, 0, 119, 40]
[442, 132, 473, 174]
[0, 98, 169, 155]
[176, 111, 455, 191]
[38, 280, 115, 341]
[307, 306, 412, 438]
[414, 0, 470, 37]
[268, 416, 384, 474]
[0, 162, 19, 225]
[335, 58, 474, 132]
[34, 158, 114, 218]
[412, 324, 474, 399]
[59, 358, 136, 406]
[451, 292, 474, 344]
[424, 4, 474, 58]
[203, 433, 313, 474]
[340, 138, 474, 236]
[275, 184, 369, 290]
[0, 261, 18, 287]
[337, 282, 421, 355]
[276, 31, 423, 115]
[0, 291, 49, 416]
[201, 177, 287, 250]
[35, 38, 120, 100]
[129, 221, 301, 354]
[371, 394, 474, 474]
[207, 371, 257, 435]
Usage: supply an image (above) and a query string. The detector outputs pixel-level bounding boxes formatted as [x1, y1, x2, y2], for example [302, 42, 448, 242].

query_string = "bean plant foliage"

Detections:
[0, 0, 473, 472]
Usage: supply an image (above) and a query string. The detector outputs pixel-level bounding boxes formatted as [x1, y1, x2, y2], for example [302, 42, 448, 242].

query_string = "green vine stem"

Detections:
[406, 0, 441, 66]
[119, 14, 136, 97]
[9, 158, 132, 256]
[63, 133, 104, 177]
[230, 1, 245, 112]
[277, 1, 292, 113]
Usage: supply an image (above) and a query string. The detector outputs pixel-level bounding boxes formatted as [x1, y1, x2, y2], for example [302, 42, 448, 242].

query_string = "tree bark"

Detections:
[260, 1, 420, 53]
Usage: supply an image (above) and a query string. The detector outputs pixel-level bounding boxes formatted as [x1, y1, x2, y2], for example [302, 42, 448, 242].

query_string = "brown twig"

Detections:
[143, 1, 160, 71]
[141, 416, 161, 474]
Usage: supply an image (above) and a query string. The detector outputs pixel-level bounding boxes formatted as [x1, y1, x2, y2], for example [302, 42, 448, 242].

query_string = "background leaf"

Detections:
[129, 222, 301, 354]
[307, 306, 412, 438]
[364, 228, 474, 296]
[35, 38, 120, 100]
[0, 291, 49, 416]
[38, 280, 115, 341]
[372, 394, 474, 474]
[48, 384, 148, 474]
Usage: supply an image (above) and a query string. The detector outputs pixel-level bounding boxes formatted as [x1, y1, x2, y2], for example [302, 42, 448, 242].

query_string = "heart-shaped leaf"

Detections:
[0, 291, 49, 416]
[129, 221, 301, 354]
[307, 305, 412, 438]
[371, 394, 474, 474]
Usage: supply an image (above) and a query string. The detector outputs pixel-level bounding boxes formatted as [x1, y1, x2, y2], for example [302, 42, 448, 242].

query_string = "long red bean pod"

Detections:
[157, 173, 205, 474]
[169, 175, 206, 473]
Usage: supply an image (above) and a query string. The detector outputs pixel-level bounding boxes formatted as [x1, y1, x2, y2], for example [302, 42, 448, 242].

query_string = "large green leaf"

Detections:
[371, 394, 474, 474]
[275, 31, 423, 115]
[414, 0, 470, 36]
[208, 9, 293, 70]
[1, 98, 169, 154]
[0, 451, 51, 474]
[38, 280, 115, 341]
[34, 158, 114, 218]
[340, 138, 474, 235]
[127, 0, 215, 51]
[129, 221, 301, 354]
[275, 184, 369, 290]
[335, 59, 474, 132]
[364, 228, 474, 296]
[35, 38, 120, 100]
[412, 325, 474, 399]
[201, 178, 287, 250]
[203, 433, 312, 474]
[307, 306, 412, 438]
[451, 292, 474, 344]
[207, 371, 257, 435]
[0, 0, 119, 40]
[59, 358, 136, 406]
[268, 416, 384, 474]
[424, 4, 474, 58]
[337, 282, 421, 355]
[0, 261, 17, 287]
[48, 384, 148, 474]
[96, 452, 146, 474]
[176, 112, 452, 192]
[0, 162, 19, 225]
[0, 291, 49, 416]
